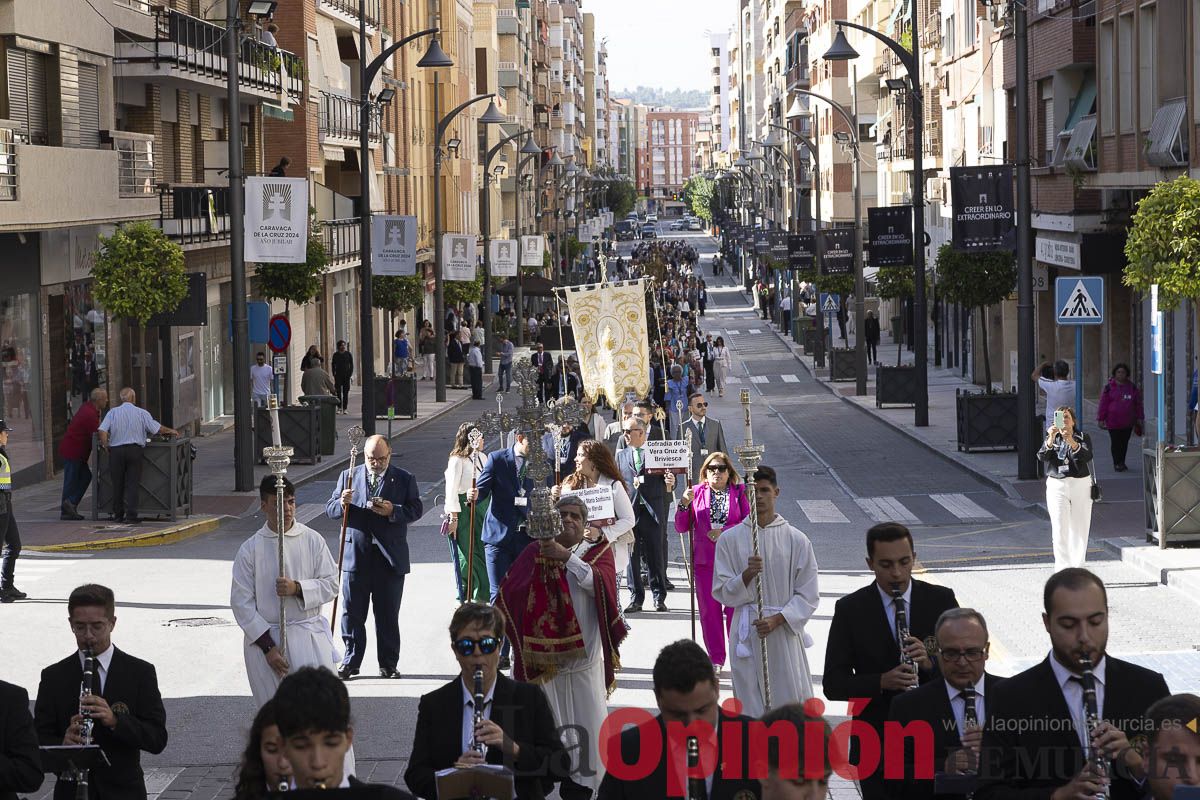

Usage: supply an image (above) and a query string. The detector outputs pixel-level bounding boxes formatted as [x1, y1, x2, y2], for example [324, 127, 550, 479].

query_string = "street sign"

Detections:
[1055, 276, 1104, 326]
[819, 293, 840, 314]
[268, 314, 292, 353]
[273, 356, 287, 375]
[1151, 310, 1163, 375]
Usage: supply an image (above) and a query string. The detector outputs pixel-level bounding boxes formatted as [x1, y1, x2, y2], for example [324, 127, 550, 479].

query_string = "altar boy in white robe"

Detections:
[713, 464, 819, 718]
[231, 474, 340, 706]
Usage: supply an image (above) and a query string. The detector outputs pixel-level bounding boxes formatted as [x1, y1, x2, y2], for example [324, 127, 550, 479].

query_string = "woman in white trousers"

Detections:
[1038, 405, 1094, 571]
[713, 336, 731, 397]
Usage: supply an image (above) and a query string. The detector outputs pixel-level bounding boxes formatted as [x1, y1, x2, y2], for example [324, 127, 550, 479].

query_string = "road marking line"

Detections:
[750, 375, 769, 383]
[930, 493, 998, 521]
[747, 329, 762, 335]
[726, 330, 740, 335]
[781, 374, 800, 383]
[726, 375, 743, 383]
[797, 500, 850, 523]
[856, 496, 919, 523]
[296, 503, 326, 525]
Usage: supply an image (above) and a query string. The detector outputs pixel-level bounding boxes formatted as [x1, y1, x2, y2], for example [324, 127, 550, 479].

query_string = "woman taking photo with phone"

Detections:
[1039, 405, 1095, 571]
[674, 451, 751, 670]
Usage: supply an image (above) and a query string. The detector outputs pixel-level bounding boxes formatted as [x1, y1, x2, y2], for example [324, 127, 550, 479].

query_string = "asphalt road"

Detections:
[7, 226, 1198, 798]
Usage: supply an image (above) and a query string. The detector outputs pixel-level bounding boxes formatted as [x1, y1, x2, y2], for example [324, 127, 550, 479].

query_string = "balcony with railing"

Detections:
[498, 61, 519, 88]
[115, 8, 304, 102]
[318, 91, 381, 145]
[498, 8, 522, 35]
[322, 218, 362, 264]
[316, 0, 380, 31]
[0, 125, 158, 230]
[159, 184, 231, 246]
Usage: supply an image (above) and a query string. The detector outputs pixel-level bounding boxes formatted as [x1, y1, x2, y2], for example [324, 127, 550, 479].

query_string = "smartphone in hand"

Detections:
[1053, 409, 1066, 430]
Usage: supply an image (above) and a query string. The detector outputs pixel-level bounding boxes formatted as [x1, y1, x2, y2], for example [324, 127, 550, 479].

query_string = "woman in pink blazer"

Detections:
[674, 450, 751, 668]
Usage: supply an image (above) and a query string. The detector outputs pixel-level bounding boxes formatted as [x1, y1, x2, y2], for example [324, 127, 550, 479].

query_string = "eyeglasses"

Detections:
[623, 427, 644, 435]
[453, 636, 500, 657]
[939, 647, 987, 663]
[706, 464, 729, 473]
[692, 402, 708, 408]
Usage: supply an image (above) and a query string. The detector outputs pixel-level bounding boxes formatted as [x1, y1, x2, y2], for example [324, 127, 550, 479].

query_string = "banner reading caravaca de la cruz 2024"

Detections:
[244, 177, 309, 263]
[372, 215, 417, 276]
[442, 234, 476, 281]
[950, 166, 1016, 252]
[490, 239, 519, 277]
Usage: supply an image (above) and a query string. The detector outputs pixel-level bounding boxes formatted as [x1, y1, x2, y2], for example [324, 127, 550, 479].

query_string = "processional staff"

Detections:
[265, 397, 294, 659]
[676, 399, 697, 642]
[735, 388, 770, 710]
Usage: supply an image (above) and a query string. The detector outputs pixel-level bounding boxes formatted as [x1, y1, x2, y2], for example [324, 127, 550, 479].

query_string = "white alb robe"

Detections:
[712, 513, 819, 718]
[539, 548, 610, 793]
[231, 520, 341, 706]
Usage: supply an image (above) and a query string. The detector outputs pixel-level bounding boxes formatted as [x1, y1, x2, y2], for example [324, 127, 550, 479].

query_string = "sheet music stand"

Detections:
[435, 765, 516, 800]
[38, 744, 110, 777]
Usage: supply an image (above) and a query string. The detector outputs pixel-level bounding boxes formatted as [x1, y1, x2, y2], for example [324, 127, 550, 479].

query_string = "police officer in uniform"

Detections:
[0, 419, 26, 603]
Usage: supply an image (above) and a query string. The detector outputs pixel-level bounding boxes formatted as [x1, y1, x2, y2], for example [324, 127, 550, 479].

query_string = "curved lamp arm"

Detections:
[831, 20, 918, 92]
[486, 128, 532, 169]
[366, 27, 439, 89]
[791, 88, 859, 149]
[769, 122, 820, 172]
[437, 93, 496, 144]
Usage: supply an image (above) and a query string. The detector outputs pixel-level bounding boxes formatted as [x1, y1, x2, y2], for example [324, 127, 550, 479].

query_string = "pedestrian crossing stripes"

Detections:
[297, 503, 327, 525]
[930, 493, 997, 521]
[750, 375, 769, 384]
[790, 494, 1005, 526]
[781, 375, 800, 383]
[747, 329, 762, 335]
[17, 553, 92, 586]
[855, 496, 920, 523]
[797, 500, 850, 523]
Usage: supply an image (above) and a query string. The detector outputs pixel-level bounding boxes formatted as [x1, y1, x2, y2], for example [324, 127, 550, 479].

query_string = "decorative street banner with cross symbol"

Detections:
[244, 177, 309, 263]
[372, 215, 418, 276]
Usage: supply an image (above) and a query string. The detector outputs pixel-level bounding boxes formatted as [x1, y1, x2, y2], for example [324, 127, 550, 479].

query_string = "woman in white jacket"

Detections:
[556, 439, 636, 595]
[712, 336, 732, 397]
[443, 422, 490, 602]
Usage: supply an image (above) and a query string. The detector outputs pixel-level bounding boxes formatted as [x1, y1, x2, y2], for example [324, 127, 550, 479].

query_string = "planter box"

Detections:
[1144, 445, 1200, 546]
[92, 437, 194, 521]
[374, 375, 418, 419]
[955, 391, 1018, 452]
[255, 405, 320, 465]
[876, 365, 918, 407]
[829, 348, 857, 382]
[803, 326, 826, 367]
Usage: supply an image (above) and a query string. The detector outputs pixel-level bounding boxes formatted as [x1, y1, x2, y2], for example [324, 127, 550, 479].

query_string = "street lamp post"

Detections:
[825, 22, 928, 424]
[356, 24, 444, 433]
[479, 127, 533, 373]
[432, 80, 506, 403]
[512, 137, 542, 347]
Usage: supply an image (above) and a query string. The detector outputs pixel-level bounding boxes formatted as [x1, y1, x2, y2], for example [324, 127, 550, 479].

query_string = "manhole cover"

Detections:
[164, 617, 232, 627]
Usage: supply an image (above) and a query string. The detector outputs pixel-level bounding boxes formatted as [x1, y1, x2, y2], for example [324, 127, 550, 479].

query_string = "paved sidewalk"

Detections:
[13, 375, 483, 550]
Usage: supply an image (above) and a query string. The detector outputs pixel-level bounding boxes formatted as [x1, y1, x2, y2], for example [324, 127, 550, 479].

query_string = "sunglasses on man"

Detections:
[453, 636, 500, 657]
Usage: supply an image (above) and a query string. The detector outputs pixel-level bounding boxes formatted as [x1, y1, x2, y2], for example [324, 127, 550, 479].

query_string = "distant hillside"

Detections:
[614, 86, 709, 110]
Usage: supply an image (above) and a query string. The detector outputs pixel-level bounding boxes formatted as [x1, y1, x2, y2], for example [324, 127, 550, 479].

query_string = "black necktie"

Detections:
[698, 421, 706, 447]
[894, 596, 906, 645]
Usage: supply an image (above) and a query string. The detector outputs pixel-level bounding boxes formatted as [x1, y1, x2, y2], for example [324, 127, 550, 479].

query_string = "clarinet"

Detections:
[892, 584, 917, 691]
[472, 667, 486, 755]
[77, 650, 95, 800]
[686, 736, 706, 800]
[1079, 657, 1109, 800]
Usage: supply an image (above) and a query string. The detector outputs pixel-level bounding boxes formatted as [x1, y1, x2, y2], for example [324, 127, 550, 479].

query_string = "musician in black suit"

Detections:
[597, 639, 762, 800]
[885, 608, 1006, 800]
[759, 702, 834, 800]
[617, 417, 676, 613]
[405, 604, 568, 800]
[0, 677, 42, 800]
[976, 569, 1170, 800]
[273, 666, 414, 797]
[824, 523, 959, 800]
[34, 584, 167, 800]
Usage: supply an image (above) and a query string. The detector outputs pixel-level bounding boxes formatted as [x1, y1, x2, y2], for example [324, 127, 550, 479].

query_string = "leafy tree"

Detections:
[1123, 175, 1200, 310]
[92, 221, 189, 400]
[373, 275, 425, 315]
[813, 272, 856, 296]
[605, 179, 637, 218]
[935, 243, 1017, 391]
[684, 175, 716, 223]
[445, 269, 484, 307]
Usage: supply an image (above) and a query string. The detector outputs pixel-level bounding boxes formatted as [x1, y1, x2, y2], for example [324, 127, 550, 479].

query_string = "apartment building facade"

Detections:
[646, 109, 699, 208]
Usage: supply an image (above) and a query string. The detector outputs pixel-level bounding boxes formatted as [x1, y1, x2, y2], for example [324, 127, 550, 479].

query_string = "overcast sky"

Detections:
[593, 0, 734, 94]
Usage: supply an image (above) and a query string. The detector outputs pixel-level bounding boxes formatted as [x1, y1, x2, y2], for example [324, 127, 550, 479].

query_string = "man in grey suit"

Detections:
[604, 400, 638, 453]
[616, 418, 675, 613]
[680, 392, 729, 483]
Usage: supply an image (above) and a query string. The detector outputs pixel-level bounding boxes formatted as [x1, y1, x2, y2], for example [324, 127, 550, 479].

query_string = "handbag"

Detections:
[1089, 468, 1102, 502]
[439, 513, 453, 538]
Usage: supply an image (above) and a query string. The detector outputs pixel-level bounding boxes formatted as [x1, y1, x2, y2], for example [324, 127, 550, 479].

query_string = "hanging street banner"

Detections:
[770, 231, 789, 261]
[372, 215, 417, 276]
[789, 234, 815, 270]
[489, 239, 519, 277]
[244, 176, 308, 263]
[819, 228, 854, 276]
[867, 206, 913, 267]
[950, 165, 1016, 252]
[442, 233, 476, 281]
[754, 230, 771, 254]
[521, 234, 546, 267]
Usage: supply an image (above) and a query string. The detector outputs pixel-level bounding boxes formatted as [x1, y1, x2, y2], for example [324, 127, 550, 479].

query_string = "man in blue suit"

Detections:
[325, 434, 422, 680]
[474, 432, 534, 669]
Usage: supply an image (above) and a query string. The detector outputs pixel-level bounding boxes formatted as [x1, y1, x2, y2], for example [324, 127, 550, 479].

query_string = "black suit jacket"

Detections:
[596, 712, 762, 800]
[824, 581, 959, 737]
[975, 656, 1170, 800]
[617, 447, 670, 528]
[0, 679, 42, 800]
[35, 649, 168, 800]
[884, 673, 1006, 800]
[404, 675, 567, 800]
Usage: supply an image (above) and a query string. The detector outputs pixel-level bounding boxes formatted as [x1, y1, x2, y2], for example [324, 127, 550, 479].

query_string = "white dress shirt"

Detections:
[876, 580, 913, 641]
[1049, 652, 1107, 750]
[78, 644, 114, 694]
[460, 677, 496, 756]
[945, 675, 987, 739]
